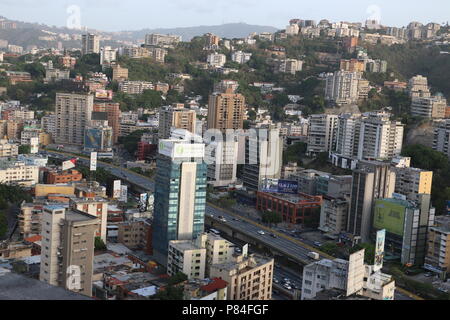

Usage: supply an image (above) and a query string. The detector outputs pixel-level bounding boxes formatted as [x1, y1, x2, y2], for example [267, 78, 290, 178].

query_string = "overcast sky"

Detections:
[0, 0, 449, 31]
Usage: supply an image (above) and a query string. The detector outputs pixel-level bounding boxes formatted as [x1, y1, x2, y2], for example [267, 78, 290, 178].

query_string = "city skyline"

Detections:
[0, 0, 449, 32]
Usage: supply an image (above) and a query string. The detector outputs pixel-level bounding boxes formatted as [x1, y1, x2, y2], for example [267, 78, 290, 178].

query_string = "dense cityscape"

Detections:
[0, 3, 449, 308]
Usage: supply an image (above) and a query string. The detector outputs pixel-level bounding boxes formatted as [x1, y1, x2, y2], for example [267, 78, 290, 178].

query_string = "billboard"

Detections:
[90, 152, 97, 171]
[113, 180, 121, 199]
[85, 128, 103, 151]
[119, 185, 128, 203]
[347, 249, 365, 296]
[373, 199, 406, 236]
[374, 229, 386, 272]
[139, 193, 148, 212]
[159, 140, 205, 159]
[62, 159, 76, 171]
[95, 89, 113, 100]
[261, 179, 298, 194]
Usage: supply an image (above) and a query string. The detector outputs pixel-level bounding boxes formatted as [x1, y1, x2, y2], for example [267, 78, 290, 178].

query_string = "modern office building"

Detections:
[55, 93, 94, 146]
[242, 126, 283, 191]
[373, 195, 435, 266]
[152, 138, 207, 264]
[347, 161, 396, 242]
[39, 205, 99, 297]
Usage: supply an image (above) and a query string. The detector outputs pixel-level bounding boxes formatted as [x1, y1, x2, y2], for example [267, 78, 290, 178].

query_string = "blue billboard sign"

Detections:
[261, 179, 298, 194]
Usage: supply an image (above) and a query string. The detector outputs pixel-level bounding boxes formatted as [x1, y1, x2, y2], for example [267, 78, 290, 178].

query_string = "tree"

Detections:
[18, 145, 31, 155]
[94, 237, 107, 251]
[167, 272, 188, 286]
[118, 130, 150, 156]
[262, 211, 282, 226]
[0, 211, 7, 238]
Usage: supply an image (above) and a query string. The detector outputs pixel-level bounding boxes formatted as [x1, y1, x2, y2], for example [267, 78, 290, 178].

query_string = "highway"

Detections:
[45, 150, 418, 300]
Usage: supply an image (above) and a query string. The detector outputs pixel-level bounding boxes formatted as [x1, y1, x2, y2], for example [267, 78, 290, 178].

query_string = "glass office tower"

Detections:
[152, 139, 207, 264]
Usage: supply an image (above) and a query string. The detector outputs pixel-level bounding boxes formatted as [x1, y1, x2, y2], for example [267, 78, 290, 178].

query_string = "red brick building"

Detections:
[256, 191, 322, 225]
[45, 169, 83, 184]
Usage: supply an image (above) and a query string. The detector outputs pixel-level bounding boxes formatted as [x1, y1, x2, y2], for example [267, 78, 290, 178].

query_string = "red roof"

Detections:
[201, 278, 228, 292]
[24, 235, 42, 243]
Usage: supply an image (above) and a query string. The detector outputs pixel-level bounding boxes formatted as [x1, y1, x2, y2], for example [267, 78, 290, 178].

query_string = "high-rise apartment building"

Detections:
[158, 105, 197, 139]
[325, 71, 361, 105]
[152, 138, 207, 264]
[207, 88, 245, 131]
[93, 102, 121, 144]
[231, 51, 252, 64]
[408, 75, 431, 99]
[82, 34, 100, 55]
[307, 114, 338, 156]
[411, 95, 447, 119]
[333, 112, 403, 161]
[347, 161, 396, 242]
[55, 93, 94, 146]
[207, 53, 227, 68]
[39, 206, 99, 297]
[111, 64, 129, 82]
[393, 161, 433, 202]
[69, 198, 108, 243]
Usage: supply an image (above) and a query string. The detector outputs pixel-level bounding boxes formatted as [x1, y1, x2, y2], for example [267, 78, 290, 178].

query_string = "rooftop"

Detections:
[0, 272, 93, 300]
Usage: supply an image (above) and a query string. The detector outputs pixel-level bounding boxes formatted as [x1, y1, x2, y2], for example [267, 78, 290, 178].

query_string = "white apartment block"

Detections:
[167, 232, 235, 279]
[286, 24, 300, 35]
[231, 51, 252, 64]
[0, 160, 39, 186]
[279, 59, 303, 75]
[411, 95, 447, 119]
[44, 68, 70, 83]
[408, 75, 431, 99]
[100, 46, 117, 65]
[207, 53, 227, 67]
[145, 33, 181, 47]
[334, 112, 404, 161]
[307, 114, 338, 156]
[325, 71, 361, 105]
[119, 81, 154, 95]
[167, 240, 207, 280]
[0, 139, 18, 157]
[55, 93, 94, 146]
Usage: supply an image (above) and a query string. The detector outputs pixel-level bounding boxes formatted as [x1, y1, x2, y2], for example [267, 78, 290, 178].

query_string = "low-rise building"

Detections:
[209, 253, 274, 300]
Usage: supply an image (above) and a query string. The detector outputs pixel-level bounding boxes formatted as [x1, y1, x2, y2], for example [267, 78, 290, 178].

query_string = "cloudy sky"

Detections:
[0, 0, 448, 31]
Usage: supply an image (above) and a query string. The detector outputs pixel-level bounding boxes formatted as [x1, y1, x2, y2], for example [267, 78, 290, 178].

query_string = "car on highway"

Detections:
[270, 234, 277, 238]
[314, 241, 323, 247]
[283, 284, 292, 290]
[257, 230, 265, 235]
[424, 272, 433, 277]
[273, 278, 279, 284]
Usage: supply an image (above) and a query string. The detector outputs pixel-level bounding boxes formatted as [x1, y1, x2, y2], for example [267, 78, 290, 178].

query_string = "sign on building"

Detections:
[90, 152, 97, 171]
[374, 229, 386, 272]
